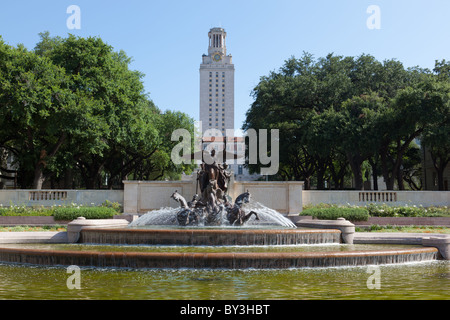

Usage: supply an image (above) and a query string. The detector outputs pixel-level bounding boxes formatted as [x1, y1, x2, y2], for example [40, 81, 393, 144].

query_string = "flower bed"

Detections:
[0, 201, 122, 225]
[299, 203, 450, 226]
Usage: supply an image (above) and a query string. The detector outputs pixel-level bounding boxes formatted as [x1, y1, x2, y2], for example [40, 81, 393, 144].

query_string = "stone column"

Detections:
[123, 181, 139, 214]
[287, 181, 304, 216]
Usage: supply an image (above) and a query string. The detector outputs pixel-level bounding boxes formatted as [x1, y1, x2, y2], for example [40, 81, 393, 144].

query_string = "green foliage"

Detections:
[0, 206, 54, 216]
[243, 51, 449, 191]
[52, 206, 117, 220]
[0, 203, 120, 219]
[0, 33, 196, 189]
[365, 203, 450, 217]
[300, 207, 369, 221]
[302, 203, 449, 219]
[101, 200, 123, 213]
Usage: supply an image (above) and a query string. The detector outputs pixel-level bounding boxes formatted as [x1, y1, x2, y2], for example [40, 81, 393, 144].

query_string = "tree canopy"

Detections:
[0, 32, 196, 189]
[243, 52, 449, 190]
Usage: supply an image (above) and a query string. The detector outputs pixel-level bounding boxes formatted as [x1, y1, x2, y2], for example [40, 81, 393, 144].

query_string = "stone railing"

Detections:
[29, 191, 68, 201]
[303, 190, 449, 208]
[359, 191, 397, 202]
[0, 189, 123, 207]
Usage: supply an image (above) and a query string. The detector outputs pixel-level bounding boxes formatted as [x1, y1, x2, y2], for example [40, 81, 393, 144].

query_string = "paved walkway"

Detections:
[0, 232, 68, 244]
[354, 232, 449, 245]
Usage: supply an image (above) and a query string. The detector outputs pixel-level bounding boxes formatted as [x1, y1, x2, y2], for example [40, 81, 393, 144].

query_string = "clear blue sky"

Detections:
[1, 0, 449, 130]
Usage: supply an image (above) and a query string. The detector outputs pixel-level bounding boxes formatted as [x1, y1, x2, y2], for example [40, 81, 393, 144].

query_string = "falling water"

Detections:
[128, 207, 180, 227]
[241, 201, 297, 228]
[128, 201, 296, 228]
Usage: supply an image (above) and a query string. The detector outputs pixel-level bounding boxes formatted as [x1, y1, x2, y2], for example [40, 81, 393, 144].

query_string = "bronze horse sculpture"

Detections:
[171, 150, 259, 227]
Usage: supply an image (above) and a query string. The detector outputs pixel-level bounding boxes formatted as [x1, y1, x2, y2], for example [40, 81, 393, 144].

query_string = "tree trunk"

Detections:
[368, 157, 379, 191]
[63, 168, 74, 189]
[397, 166, 405, 190]
[32, 150, 47, 189]
[347, 153, 364, 190]
[315, 158, 327, 190]
[431, 153, 449, 191]
[33, 164, 45, 190]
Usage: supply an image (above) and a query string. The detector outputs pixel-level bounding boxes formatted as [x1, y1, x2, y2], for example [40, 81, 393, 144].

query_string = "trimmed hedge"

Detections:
[0, 206, 117, 220]
[300, 207, 370, 222]
[0, 201, 122, 220]
[53, 207, 117, 221]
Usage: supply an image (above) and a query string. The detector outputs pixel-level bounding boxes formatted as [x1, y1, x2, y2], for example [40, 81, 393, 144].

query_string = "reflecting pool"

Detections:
[0, 260, 448, 300]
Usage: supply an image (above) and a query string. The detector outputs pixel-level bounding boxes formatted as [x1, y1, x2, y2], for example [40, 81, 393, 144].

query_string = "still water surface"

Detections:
[0, 260, 448, 300]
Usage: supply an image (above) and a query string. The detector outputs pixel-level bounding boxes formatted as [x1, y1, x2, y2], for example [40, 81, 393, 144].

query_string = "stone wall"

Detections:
[0, 189, 123, 207]
[122, 179, 304, 215]
[0, 183, 447, 216]
[303, 190, 449, 208]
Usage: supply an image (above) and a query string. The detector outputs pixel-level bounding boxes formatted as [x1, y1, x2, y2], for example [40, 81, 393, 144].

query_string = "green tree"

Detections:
[0, 33, 196, 189]
[243, 53, 412, 190]
[0, 38, 81, 189]
[334, 93, 386, 190]
[380, 77, 449, 190]
[419, 62, 450, 190]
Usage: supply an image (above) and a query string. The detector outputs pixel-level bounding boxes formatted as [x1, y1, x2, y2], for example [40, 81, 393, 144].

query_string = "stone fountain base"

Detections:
[0, 245, 438, 269]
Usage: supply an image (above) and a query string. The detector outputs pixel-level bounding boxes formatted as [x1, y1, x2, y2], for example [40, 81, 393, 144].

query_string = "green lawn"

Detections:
[0, 225, 67, 232]
[356, 225, 450, 234]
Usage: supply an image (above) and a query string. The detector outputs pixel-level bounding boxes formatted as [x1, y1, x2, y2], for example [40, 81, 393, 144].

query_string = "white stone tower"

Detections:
[199, 27, 235, 136]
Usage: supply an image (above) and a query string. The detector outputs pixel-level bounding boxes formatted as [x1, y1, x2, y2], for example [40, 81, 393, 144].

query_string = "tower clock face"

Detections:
[213, 52, 222, 62]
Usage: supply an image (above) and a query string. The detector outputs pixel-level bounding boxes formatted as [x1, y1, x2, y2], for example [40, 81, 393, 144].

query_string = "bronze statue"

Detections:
[172, 150, 259, 226]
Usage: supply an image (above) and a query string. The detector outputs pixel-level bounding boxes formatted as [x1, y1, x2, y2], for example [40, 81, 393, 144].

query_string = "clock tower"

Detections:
[199, 27, 235, 136]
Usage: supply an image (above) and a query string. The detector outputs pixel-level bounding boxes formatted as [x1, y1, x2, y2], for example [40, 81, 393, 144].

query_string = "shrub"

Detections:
[0, 205, 55, 217]
[101, 200, 123, 213]
[0, 203, 120, 220]
[366, 203, 450, 218]
[53, 206, 117, 221]
[300, 207, 369, 222]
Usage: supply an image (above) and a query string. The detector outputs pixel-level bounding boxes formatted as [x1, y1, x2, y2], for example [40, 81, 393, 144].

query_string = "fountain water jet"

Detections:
[129, 149, 296, 229]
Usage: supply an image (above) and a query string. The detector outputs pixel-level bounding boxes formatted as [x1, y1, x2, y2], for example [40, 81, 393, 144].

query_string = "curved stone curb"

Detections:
[296, 218, 355, 244]
[0, 246, 438, 269]
[354, 232, 450, 260]
[67, 217, 130, 243]
[0, 231, 68, 244]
